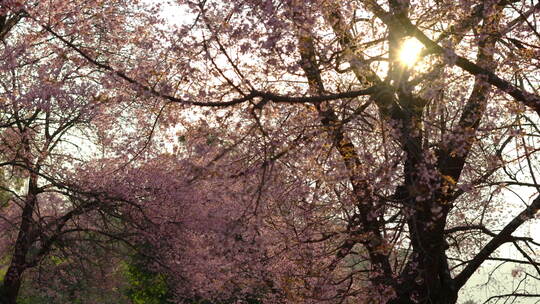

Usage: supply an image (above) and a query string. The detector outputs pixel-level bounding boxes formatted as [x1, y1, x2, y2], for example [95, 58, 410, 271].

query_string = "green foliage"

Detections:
[123, 254, 174, 304]
[122, 252, 263, 304]
[0, 254, 8, 280]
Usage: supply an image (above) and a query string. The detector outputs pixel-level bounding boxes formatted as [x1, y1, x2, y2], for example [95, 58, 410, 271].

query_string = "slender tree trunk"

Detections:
[2, 173, 39, 304]
[2, 267, 22, 304]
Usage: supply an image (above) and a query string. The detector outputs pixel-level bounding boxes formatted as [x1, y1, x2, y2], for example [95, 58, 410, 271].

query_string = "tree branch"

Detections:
[454, 195, 540, 288]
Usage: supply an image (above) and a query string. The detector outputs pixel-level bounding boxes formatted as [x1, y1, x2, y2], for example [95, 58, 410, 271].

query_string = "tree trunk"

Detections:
[1, 173, 39, 304]
[1, 266, 23, 304]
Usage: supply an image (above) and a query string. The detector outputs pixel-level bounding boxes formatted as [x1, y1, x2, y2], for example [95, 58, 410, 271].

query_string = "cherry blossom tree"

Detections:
[105, 1, 539, 303]
[2, 0, 540, 304]
[0, 1, 163, 303]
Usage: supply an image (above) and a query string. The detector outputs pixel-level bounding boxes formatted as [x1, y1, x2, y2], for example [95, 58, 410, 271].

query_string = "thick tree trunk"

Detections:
[389, 250, 458, 303]
[389, 288, 458, 304]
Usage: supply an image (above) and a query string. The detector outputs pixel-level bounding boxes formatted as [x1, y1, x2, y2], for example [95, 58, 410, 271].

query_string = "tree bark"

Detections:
[2, 173, 39, 304]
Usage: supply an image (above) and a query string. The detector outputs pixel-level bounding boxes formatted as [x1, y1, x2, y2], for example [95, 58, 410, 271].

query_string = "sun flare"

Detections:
[399, 37, 424, 67]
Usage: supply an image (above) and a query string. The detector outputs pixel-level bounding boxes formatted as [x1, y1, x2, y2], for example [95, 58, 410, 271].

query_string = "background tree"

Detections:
[0, 1, 163, 303]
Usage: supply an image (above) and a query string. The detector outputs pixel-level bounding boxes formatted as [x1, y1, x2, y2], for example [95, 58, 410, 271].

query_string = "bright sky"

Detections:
[399, 37, 424, 67]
